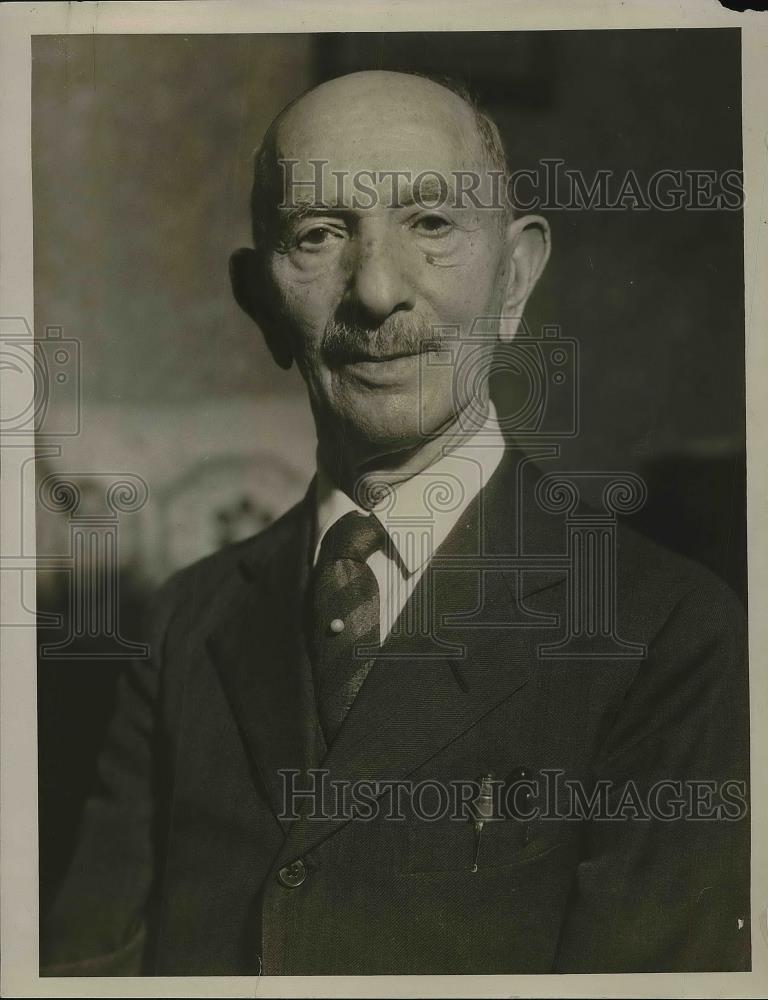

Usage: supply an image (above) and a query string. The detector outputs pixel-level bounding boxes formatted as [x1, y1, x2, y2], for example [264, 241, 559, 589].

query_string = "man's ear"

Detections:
[229, 247, 294, 370]
[498, 215, 551, 343]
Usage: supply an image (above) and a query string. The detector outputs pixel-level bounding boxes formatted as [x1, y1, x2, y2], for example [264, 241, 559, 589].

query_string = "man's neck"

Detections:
[316, 402, 493, 509]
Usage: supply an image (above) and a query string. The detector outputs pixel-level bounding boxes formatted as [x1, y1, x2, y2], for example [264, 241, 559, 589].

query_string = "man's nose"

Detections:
[346, 227, 416, 324]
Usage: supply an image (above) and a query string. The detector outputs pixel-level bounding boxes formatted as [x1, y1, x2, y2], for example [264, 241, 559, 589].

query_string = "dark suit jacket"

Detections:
[40, 448, 750, 976]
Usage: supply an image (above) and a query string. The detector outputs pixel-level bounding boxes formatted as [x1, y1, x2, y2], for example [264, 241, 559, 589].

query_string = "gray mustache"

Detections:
[321, 316, 443, 366]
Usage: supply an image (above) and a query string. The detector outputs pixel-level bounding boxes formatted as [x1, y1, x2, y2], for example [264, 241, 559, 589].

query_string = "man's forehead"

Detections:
[270, 73, 487, 178]
[273, 112, 483, 181]
[254, 73, 506, 222]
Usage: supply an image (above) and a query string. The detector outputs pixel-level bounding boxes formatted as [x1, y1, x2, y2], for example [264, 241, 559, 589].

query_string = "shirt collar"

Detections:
[314, 402, 505, 575]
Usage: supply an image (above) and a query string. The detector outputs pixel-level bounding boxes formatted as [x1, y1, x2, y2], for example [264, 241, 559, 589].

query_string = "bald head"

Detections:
[250, 70, 510, 244]
[274, 71, 506, 170]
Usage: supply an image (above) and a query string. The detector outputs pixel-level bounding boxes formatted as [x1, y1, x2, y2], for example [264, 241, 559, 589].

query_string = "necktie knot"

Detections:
[318, 510, 387, 566]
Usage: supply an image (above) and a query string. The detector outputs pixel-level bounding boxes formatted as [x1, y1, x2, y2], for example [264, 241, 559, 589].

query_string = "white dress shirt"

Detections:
[313, 403, 506, 642]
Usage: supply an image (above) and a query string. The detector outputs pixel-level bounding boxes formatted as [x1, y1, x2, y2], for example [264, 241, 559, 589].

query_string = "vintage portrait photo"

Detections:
[1, 3, 766, 997]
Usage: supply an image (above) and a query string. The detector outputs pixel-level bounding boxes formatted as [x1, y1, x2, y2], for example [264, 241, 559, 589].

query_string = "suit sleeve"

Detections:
[553, 576, 751, 972]
[40, 574, 181, 977]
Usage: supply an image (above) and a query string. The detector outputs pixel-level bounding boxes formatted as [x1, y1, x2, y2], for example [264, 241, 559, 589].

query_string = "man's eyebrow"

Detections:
[273, 175, 460, 225]
[277, 201, 350, 225]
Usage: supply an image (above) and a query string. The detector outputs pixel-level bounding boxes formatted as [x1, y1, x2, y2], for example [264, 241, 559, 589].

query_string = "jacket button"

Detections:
[277, 859, 307, 887]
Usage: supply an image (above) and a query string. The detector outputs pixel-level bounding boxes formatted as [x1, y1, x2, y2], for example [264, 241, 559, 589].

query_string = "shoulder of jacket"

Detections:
[149, 495, 308, 628]
[612, 518, 745, 643]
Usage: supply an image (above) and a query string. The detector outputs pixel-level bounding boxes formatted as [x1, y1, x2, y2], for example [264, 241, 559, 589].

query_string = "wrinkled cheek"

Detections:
[414, 364, 460, 422]
[269, 254, 342, 319]
[421, 267, 501, 332]
[265, 277, 332, 376]
[426, 342, 494, 423]
[293, 346, 331, 404]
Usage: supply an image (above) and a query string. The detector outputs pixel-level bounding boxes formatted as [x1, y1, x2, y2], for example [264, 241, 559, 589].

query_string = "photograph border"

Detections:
[1, 2, 766, 997]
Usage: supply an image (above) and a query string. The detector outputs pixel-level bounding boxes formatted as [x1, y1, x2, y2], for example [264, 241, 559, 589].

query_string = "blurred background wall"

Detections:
[33, 29, 745, 908]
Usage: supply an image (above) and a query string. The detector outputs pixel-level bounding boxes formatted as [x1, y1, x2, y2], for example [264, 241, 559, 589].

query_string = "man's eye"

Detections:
[412, 215, 453, 236]
[296, 226, 343, 251]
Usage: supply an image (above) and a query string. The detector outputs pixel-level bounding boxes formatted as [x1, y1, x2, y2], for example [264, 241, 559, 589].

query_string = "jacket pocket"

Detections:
[405, 813, 573, 875]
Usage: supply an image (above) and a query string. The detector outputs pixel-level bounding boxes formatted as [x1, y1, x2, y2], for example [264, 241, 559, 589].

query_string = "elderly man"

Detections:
[41, 71, 749, 977]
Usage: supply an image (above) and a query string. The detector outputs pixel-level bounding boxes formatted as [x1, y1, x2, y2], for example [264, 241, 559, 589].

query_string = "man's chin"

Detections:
[345, 416, 429, 454]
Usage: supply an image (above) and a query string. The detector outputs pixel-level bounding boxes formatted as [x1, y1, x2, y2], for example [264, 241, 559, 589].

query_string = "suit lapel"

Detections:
[278, 445, 568, 862]
[206, 487, 326, 832]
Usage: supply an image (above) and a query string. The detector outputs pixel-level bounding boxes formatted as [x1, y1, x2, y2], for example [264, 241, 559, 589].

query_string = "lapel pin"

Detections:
[470, 773, 498, 873]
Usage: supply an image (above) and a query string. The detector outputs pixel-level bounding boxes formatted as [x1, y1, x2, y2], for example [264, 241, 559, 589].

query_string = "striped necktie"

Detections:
[309, 511, 387, 744]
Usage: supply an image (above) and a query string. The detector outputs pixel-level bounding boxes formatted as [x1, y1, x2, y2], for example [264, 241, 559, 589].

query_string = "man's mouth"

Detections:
[344, 349, 418, 364]
[335, 340, 443, 365]
[335, 350, 434, 387]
